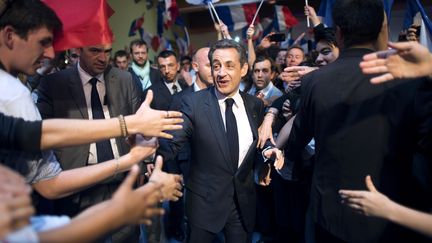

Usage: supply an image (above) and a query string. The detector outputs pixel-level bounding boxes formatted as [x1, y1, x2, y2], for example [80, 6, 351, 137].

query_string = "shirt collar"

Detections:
[78, 61, 105, 85]
[215, 87, 243, 108]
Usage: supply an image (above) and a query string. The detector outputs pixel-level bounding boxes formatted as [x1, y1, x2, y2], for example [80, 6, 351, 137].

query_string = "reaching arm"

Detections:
[304, 5, 321, 27]
[38, 165, 167, 243]
[360, 41, 432, 84]
[40, 90, 183, 150]
[246, 25, 256, 70]
[33, 135, 158, 199]
[339, 175, 432, 238]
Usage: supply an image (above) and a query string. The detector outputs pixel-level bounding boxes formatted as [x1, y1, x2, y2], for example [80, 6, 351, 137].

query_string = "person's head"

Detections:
[180, 55, 192, 72]
[114, 50, 129, 71]
[314, 27, 340, 66]
[192, 47, 213, 87]
[332, 0, 387, 50]
[252, 55, 277, 91]
[129, 39, 148, 67]
[78, 44, 112, 76]
[275, 49, 287, 66]
[285, 46, 305, 67]
[208, 39, 248, 97]
[157, 50, 179, 83]
[0, 0, 62, 76]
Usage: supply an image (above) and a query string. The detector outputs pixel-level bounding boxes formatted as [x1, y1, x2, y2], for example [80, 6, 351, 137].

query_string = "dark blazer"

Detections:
[143, 76, 189, 111]
[158, 87, 266, 233]
[36, 66, 142, 214]
[285, 48, 432, 243]
[128, 65, 160, 91]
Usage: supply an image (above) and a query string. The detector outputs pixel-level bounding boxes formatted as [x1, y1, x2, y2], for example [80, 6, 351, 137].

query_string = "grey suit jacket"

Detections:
[36, 66, 142, 213]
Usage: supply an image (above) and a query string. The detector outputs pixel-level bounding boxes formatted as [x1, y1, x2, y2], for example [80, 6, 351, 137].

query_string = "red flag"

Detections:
[43, 0, 114, 51]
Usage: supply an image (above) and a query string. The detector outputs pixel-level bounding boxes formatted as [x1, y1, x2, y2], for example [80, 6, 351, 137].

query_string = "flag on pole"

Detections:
[274, 5, 298, 31]
[216, 3, 257, 31]
[44, 0, 114, 51]
[317, 0, 336, 27]
[128, 16, 144, 37]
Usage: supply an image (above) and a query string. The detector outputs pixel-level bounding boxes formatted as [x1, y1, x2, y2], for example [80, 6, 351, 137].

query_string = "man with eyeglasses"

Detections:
[36, 43, 142, 242]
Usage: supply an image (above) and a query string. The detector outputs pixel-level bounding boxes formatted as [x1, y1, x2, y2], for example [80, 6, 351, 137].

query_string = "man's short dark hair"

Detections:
[157, 50, 178, 62]
[114, 50, 128, 59]
[287, 45, 304, 55]
[0, 0, 62, 39]
[315, 27, 338, 48]
[208, 39, 247, 67]
[129, 39, 148, 53]
[253, 55, 277, 73]
[332, 0, 384, 48]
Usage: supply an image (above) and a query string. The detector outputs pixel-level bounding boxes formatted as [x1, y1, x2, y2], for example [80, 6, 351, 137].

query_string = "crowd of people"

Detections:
[0, 0, 431, 243]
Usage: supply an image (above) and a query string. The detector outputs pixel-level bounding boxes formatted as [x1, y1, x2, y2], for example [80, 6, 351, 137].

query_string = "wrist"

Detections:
[124, 115, 138, 135]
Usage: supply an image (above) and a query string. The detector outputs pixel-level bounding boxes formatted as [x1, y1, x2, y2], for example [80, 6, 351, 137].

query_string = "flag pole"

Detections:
[305, 0, 310, 27]
[251, 0, 264, 25]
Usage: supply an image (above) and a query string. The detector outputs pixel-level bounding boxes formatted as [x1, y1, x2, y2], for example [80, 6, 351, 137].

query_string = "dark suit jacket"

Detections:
[36, 66, 142, 214]
[285, 48, 432, 243]
[128, 65, 160, 91]
[158, 87, 266, 233]
[143, 76, 189, 111]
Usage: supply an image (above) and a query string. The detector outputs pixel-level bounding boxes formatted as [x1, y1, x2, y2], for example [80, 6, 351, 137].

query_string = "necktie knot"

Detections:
[172, 84, 178, 93]
[225, 98, 235, 108]
[89, 78, 98, 86]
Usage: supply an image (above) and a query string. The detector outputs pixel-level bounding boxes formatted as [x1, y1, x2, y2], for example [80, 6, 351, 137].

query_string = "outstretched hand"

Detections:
[131, 90, 183, 139]
[112, 165, 164, 226]
[360, 42, 432, 84]
[339, 175, 395, 218]
[148, 156, 183, 201]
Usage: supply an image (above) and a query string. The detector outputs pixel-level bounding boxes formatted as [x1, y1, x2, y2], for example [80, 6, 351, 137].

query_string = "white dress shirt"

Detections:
[215, 89, 253, 168]
[164, 79, 183, 94]
[78, 62, 120, 164]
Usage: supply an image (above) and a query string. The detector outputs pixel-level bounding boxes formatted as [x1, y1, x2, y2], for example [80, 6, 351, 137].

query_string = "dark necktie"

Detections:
[172, 84, 178, 94]
[90, 78, 114, 162]
[225, 98, 239, 170]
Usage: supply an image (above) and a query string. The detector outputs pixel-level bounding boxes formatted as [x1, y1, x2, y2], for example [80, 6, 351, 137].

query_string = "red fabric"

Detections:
[281, 6, 298, 28]
[243, 3, 258, 25]
[43, 0, 114, 51]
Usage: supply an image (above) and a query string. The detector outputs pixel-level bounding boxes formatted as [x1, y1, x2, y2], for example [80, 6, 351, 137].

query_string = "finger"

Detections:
[154, 156, 164, 171]
[121, 165, 140, 190]
[269, 136, 276, 146]
[387, 41, 413, 52]
[338, 190, 364, 199]
[163, 118, 184, 125]
[284, 66, 306, 72]
[345, 202, 363, 211]
[370, 73, 394, 84]
[143, 90, 154, 106]
[362, 52, 379, 61]
[139, 219, 153, 225]
[361, 65, 388, 75]
[158, 132, 174, 140]
[164, 111, 183, 118]
[365, 175, 377, 192]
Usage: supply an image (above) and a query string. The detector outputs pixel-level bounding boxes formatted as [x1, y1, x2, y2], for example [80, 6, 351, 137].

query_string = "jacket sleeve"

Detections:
[0, 113, 42, 152]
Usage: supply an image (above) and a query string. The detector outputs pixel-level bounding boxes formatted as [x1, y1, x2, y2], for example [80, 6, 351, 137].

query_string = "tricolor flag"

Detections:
[128, 16, 144, 37]
[216, 3, 257, 31]
[44, 0, 114, 51]
[274, 5, 298, 31]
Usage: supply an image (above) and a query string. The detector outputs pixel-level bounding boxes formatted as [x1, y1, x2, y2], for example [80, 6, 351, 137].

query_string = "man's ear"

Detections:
[240, 63, 249, 78]
[192, 61, 199, 72]
[1, 26, 16, 50]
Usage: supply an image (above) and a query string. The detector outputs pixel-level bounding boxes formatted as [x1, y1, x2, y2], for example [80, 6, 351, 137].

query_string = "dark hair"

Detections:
[332, 0, 384, 48]
[0, 0, 62, 39]
[208, 39, 247, 67]
[157, 50, 178, 62]
[114, 50, 128, 59]
[253, 55, 277, 73]
[314, 27, 337, 47]
[129, 39, 148, 53]
[180, 55, 192, 63]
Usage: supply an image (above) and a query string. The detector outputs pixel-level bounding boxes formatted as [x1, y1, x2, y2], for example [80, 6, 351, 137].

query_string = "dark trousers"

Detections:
[187, 199, 251, 243]
[314, 224, 346, 243]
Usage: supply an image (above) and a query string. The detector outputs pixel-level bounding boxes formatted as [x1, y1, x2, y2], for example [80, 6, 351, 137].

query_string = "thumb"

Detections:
[154, 155, 164, 171]
[365, 175, 377, 192]
[143, 90, 154, 106]
[121, 165, 139, 190]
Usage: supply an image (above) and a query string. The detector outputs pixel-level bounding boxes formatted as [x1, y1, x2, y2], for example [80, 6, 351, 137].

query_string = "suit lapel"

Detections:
[205, 88, 235, 173]
[241, 92, 259, 140]
[67, 68, 88, 119]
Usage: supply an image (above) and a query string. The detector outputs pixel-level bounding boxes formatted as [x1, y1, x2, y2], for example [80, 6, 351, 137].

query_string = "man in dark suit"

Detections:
[128, 39, 160, 91]
[37, 44, 142, 242]
[144, 50, 189, 111]
[284, 0, 432, 242]
[158, 39, 283, 243]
